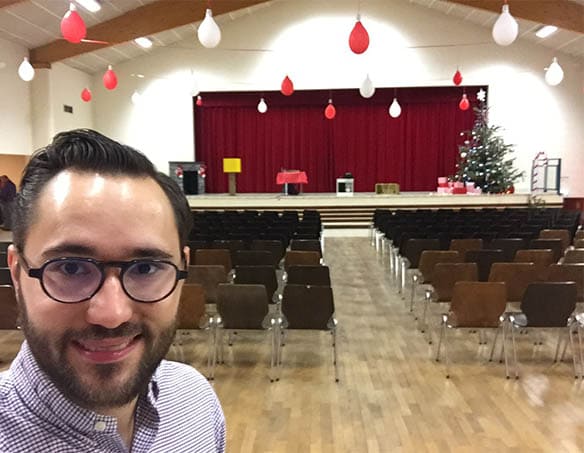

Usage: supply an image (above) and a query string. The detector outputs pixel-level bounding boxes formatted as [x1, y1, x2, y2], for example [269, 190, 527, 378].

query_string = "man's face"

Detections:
[8, 171, 186, 411]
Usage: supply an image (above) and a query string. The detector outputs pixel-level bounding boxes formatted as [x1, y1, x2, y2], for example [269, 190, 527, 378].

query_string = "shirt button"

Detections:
[94, 421, 107, 432]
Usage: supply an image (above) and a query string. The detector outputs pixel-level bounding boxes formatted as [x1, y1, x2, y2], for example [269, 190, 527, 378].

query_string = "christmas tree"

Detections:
[455, 89, 523, 193]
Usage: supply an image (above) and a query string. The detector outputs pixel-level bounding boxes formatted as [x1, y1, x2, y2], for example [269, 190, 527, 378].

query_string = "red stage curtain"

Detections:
[194, 87, 483, 193]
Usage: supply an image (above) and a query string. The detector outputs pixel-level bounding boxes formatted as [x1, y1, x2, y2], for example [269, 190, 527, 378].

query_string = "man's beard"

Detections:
[16, 287, 177, 411]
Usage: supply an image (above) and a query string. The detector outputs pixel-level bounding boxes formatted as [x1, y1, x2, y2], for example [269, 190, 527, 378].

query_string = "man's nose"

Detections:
[85, 271, 134, 329]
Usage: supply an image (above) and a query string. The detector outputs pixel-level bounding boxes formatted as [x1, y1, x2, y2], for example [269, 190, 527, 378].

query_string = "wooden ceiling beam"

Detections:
[0, 0, 24, 8]
[29, 0, 270, 66]
[446, 0, 584, 34]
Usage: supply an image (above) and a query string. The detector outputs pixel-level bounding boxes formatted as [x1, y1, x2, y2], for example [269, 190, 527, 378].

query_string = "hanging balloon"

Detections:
[81, 88, 92, 102]
[281, 75, 294, 96]
[61, 4, 86, 44]
[102, 65, 118, 90]
[17, 57, 35, 81]
[452, 69, 463, 86]
[197, 8, 221, 48]
[359, 74, 375, 98]
[324, 101, 336, 120]
[257, 98, 268, 114]
[349, 16, 369, 54]
[196, 95, 203, 106]
[388, 98, 402, 118]
[459, 93, 470, 111]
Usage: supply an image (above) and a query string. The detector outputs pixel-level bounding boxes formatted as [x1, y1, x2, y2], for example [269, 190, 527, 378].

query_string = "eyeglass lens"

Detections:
[41, 259, 178, 303]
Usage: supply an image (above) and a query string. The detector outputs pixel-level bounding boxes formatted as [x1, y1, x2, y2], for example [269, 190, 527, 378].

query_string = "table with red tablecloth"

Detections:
[276, 171, 307, 194]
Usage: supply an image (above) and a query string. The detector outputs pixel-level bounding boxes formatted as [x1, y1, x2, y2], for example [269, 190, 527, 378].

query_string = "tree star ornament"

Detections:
[477, 89, 486, 102]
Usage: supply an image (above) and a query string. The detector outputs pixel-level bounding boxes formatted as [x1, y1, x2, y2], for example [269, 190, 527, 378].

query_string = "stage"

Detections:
[187, 192, 564, 234]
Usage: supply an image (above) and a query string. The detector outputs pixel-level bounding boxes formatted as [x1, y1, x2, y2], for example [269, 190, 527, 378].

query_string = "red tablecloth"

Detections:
[276, 171, 308, 185]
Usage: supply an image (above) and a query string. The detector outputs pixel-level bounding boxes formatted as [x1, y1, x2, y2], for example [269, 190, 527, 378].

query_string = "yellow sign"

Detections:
[223, 158, 241, 173]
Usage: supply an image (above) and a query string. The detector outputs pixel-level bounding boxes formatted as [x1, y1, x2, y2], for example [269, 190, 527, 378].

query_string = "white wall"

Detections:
[92, 0, 583, 195]
[0, 37, 32, 155]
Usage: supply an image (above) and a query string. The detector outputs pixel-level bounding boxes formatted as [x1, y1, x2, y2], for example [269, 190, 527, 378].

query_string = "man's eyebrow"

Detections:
[40, 244, 175, 261]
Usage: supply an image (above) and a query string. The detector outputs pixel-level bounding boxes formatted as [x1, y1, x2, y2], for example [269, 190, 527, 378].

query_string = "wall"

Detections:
[0, 154, 28, 185]
[84, 0, 581, 195]
[0, 37, 32, 155]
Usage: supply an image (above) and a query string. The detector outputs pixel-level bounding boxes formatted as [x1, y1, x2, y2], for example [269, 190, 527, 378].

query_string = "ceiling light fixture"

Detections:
[535, 25, 558, 39]
[75, 0, 101, 13]
[134, 37, 153, 49]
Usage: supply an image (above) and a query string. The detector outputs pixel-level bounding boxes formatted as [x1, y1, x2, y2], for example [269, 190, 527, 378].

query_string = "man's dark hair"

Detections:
[13, 129, 193, 252]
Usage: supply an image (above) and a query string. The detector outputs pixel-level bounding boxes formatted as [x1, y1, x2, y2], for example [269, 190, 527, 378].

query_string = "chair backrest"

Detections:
[520, 282, 577, 327]
[528, 239, 563, 262]
[217, 284, 269, 330]
[418, 251, 461, 283]
[283, 250, 321, 271]
[194, 249, 232, 274]
[488, 262, 538, 303]
[290, 239, 322, 257]
[176, 284, 206, 330]
[0, 285, 18, 329]
[562, 249, 584, 264]
[186, 265, 228, 304]
[403, 238, 441, 269]
[233, 250, 273, 267]
[464, 249, 506, 281]
[0, 268, 12, 286]
[539, 229, 570, 252]
[575, 239, 584, 249]
[546, 263, 584, 302]
[233, 265, 278, 301]
[514, 249, 555, 280]
[489, 238, 526, 261]
[449, 238, 483, 257]
[250, 239, 285, 266]
[0, 242, 10, 253]
[449, 281, 507, 328]
[281, 284, 335, 330]
[286, 265, 331, 286]
[575, 230, 584, 242]
[0, 253, 7, 268]
[432, 262, 478, 302]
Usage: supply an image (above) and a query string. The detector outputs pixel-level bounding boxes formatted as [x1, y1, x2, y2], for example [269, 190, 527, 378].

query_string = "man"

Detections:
[0, 130, 225, 452]
[0, 175, 16, 230]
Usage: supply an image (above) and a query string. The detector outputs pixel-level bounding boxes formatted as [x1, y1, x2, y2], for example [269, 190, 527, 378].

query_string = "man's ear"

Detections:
[183, 245, 190, 267]
[7, 244, 21, 292]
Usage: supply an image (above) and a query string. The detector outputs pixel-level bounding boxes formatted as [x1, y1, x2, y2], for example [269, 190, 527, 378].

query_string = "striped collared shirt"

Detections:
[0, 342, 225, 452]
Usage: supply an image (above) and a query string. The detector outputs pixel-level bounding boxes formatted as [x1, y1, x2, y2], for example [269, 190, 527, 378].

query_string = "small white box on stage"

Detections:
[336, 178, 354, 196]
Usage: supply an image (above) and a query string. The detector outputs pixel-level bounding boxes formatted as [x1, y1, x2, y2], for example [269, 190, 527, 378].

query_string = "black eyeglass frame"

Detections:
[19, 255, 188, 304]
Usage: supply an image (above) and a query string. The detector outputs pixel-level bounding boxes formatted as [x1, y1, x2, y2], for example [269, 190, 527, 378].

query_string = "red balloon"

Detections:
[103, 66, 117, 90]
[281, 75, 294, 96]
[459, 94, 470, 111]
[325, 103, 336, 120]
[61, 6, 86, 44]
[453, 69, 463, 86]
[349, 20, 369, 54]
[196, 95, 203, 106]
[81, 88, 91, 102]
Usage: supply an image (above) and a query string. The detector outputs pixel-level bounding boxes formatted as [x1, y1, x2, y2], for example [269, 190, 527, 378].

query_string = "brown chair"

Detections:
[561, 249, 584, 264]
[279, 284, 338, 382]
[575, 239, 584, 249]
[508, 282, 578, 378]
[575, 230, 584, 242]
[194, 249, 232, 274]
[0, 253, 7, 268]
[233, 265, 279, 303]
[488, 262, 538, 304]
[464, 249, 506, 282]
[514, 249, 555, 280]
[529, 239, 563, 263]
[290, 239, 322, 258]
[421, 262, 479, 341]
[214, 283, 277, 381]
[286, 265, 331, 286]
[449, 238, 483, 258]
[211, 239, 246, 262]
[436, 281, 508, 378]
[250, 240, 285, 267]
[283, 250, 321, 271]
[233, 250, 273, 267]
[489, 238, 527, 262]
[546, 264, 584, 302]
[539, 229, 571, 252]
[0, 285, 18, 330]
[187, 265, 229, 306]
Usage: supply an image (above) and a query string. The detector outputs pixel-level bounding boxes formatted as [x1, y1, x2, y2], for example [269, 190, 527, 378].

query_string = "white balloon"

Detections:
[389, 98, 401, 118]
[198, 8, 221, 48]
[359, 74, 375, 98]
[257, 98, 268, 113]
[131, 90, 142, 105]
[545, 57, 564, 86]
[492, 4, 518, 46]
[18, 57, 35, 81]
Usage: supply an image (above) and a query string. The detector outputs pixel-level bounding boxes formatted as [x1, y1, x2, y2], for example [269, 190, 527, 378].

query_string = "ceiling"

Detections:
[0, 0, 582, 74]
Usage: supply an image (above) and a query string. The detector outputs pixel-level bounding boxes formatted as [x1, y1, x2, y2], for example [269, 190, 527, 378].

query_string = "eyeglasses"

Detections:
[20, 256, 188, 304]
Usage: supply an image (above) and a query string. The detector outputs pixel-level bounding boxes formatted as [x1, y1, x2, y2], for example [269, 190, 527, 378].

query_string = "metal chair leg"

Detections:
[568, 326, 579, 379]
[510, 324, 519, 379]
[436, 317, 446, 362]
[332, 328, 339, 383]
[410, 274, 418, 313]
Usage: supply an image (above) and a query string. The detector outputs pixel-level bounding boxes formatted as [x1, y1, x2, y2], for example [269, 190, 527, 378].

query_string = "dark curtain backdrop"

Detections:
[194, 86, 484, 193]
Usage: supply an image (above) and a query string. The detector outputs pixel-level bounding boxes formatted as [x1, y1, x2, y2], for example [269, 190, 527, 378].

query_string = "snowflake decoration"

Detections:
[477, 89, 486, 102]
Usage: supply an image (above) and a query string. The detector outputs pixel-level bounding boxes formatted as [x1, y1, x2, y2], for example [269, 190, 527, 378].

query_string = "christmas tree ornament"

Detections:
[452, 69, 463, 86]
[349, 15, 369, 54]
[281, 75, 294, 96]
[492, 2, 518, 46]
[61, 3, 86, 44]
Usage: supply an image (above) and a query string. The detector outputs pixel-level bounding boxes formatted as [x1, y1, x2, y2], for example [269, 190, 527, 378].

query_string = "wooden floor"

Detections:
[2, 237, 584, 452]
